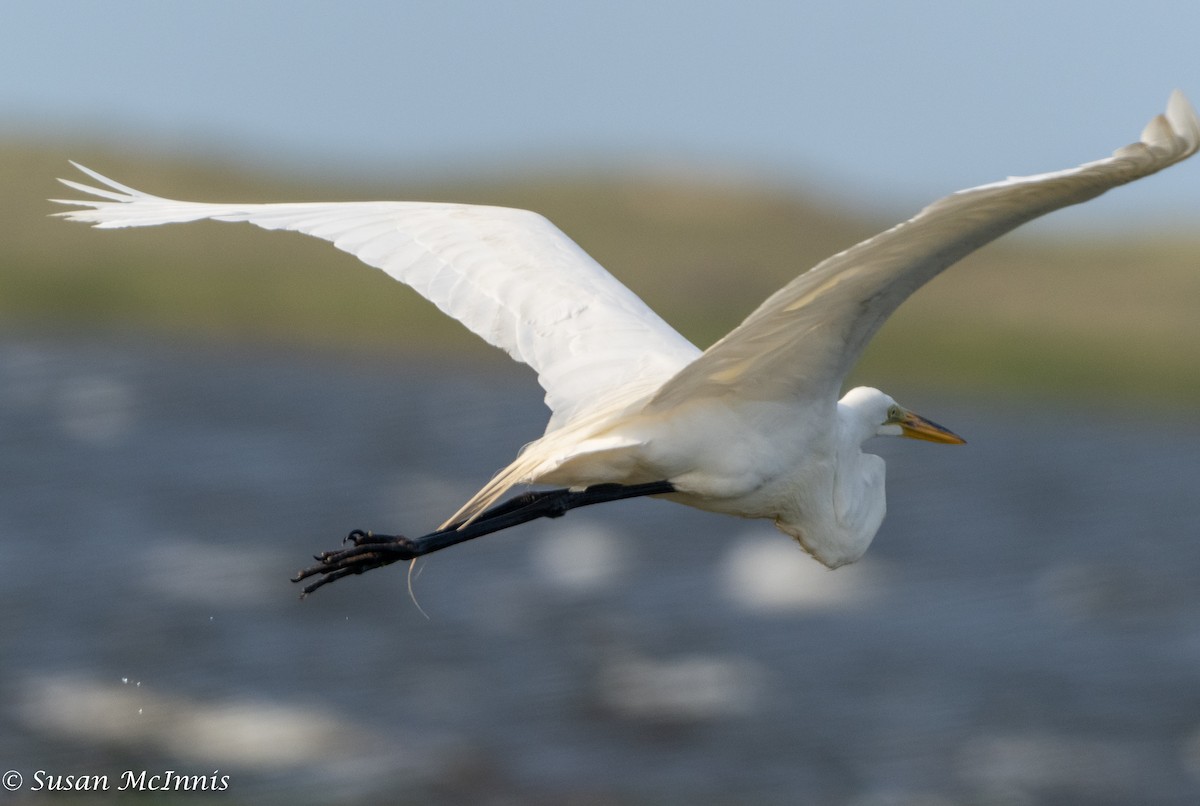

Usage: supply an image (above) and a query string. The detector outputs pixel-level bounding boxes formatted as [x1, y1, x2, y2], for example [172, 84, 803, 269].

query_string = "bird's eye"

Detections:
[886, 405, 899, 420]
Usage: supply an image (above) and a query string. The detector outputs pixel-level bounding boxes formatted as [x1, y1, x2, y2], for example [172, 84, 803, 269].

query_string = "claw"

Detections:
[346, 530, 405, 546]
[292, 530, 417, 597]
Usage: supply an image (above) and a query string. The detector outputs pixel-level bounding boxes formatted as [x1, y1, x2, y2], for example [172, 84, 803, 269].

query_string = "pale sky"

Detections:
[5, 0, 1198, 228]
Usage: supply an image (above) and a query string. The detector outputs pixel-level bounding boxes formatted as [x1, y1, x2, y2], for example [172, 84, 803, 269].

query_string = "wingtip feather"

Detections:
[64, 161, 151, 198]
[1165, 89, 1200, 151]
[55, 176, 133, 202]
[50, 162, 179, 227]
[1129, 90, 1200, 164]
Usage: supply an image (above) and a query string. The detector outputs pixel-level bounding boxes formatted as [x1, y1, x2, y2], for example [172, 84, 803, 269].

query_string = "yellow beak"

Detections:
[899, 410, 967, 445]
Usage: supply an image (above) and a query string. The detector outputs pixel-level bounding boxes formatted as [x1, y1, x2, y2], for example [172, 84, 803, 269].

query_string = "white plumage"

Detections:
[55, 92, 1199, 569]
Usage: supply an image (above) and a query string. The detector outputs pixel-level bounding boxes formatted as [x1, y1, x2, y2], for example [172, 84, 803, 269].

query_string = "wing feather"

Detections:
[52, 164, 700, 430]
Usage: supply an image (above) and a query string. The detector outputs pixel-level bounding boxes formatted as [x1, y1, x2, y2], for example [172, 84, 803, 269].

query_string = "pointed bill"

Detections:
[899, 410, 966, 445]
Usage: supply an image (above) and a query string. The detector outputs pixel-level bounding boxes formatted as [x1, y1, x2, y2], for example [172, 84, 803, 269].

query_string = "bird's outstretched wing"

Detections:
[647, 91, 1200, 413]
[52, 164, 700, 431]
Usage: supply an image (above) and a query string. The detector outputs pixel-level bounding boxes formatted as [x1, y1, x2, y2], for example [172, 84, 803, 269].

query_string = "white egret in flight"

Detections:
[55, 92, 1198, 596]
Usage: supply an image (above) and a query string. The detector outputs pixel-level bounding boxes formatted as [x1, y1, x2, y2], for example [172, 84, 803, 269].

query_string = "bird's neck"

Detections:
[836, 396, 879, 450]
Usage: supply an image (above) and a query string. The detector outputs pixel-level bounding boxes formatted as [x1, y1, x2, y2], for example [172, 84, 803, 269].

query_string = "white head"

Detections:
[838, 386, 966, 447]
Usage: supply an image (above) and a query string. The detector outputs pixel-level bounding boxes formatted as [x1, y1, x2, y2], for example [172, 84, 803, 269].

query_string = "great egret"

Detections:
[55, 92, 1199, 596]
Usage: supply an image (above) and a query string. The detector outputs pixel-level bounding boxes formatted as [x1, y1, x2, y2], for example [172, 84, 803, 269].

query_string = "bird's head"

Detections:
[839, 386, 966, 446]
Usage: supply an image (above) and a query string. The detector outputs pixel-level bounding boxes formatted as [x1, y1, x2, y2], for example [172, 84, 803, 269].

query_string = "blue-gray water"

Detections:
[2, 335, 1199, 805]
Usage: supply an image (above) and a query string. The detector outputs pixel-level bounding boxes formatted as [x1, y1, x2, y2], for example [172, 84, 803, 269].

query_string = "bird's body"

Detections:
[54, 92, 1199, 585]
[517, 388, 880, 566]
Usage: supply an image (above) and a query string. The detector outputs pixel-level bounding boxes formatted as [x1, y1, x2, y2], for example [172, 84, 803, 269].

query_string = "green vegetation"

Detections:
[3, 141, 1198, 407]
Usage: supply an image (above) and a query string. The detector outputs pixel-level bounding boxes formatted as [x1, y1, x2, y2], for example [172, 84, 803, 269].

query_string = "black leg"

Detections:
[292, 480, 675, 597]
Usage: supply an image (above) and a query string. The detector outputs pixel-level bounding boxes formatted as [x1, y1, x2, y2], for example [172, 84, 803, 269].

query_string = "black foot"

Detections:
[292, 530, 417, 598]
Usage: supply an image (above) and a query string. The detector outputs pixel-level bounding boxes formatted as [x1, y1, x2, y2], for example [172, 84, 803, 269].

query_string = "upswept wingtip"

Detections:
[1128, 90, 1198, 165]
[1165, 90, 1200, 153]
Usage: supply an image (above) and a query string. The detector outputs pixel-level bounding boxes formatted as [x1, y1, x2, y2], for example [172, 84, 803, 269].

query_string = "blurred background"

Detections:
[2, 1, 1200, 804]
